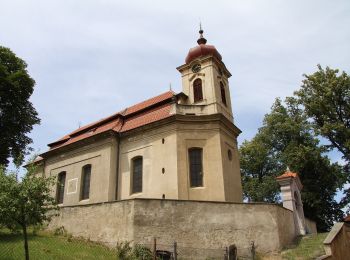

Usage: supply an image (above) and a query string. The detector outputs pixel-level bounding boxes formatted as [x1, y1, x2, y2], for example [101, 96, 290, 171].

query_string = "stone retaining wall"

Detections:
[48, 198, 297, 257]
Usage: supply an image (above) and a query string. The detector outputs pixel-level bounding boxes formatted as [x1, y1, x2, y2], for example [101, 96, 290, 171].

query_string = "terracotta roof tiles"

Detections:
[47, 91, 175, 151]
[123, 91, 175, 116]
[121, 103, 173, 132]
[276, 171, 298, 179]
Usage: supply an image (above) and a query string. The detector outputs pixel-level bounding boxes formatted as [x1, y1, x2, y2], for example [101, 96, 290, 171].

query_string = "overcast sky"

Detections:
[1, 0, 349, 162]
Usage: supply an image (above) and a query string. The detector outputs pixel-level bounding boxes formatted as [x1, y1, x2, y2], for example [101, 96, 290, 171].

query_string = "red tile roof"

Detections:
[276, 170, 303, 189]
[121, 103, 172, 132]
[123, 91, 174, 116]
[276, 171, 298, 179]
[47, 91, 175, 151]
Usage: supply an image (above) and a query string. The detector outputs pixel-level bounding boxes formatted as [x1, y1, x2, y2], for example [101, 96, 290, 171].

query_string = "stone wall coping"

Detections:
[323, 222, 344, 244]
[57, 197, 292, 212]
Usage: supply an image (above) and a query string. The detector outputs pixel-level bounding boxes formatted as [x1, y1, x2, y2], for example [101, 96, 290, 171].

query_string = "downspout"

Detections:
[115, 133, 121, 201]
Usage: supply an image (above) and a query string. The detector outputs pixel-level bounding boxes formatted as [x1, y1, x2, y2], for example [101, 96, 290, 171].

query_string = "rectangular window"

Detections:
[56, 171, 66, 204]
[189, 148, 203, 187]
[132, 157, 143, 193]
[81, 165, 91, 200]
[220, 82, 227, 106]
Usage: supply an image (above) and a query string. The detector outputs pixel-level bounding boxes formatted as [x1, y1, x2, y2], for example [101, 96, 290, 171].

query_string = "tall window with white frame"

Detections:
[56, 171, 66, 204]
[131, 156, 143, 194]
[188, 148, 203, 187]
[80, 164, 91, 200]
[193, 78, 203, 102]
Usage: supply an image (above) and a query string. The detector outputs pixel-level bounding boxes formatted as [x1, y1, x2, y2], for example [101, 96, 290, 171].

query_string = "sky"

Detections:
[1, 0, 349, 163]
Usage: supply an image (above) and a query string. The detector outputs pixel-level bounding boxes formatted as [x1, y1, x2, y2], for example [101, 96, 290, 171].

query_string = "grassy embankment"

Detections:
[0, 228, 115, 260]
[1, 228, 328, 260]
[281, 232, 328, 259]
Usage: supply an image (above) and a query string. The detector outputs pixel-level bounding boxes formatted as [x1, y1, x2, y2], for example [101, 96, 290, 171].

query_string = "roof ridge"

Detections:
[48, 91, 176, 148]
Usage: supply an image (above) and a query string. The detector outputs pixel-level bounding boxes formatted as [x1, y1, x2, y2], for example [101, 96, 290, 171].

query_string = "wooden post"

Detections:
[173, 241, 177, 260]
[153, 237, 157, 260]
[251, 241, 255, 260]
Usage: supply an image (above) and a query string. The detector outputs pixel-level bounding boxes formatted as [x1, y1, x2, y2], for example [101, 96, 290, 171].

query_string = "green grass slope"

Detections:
[0, 229, 115, 260]
[281, 233, 328, 260]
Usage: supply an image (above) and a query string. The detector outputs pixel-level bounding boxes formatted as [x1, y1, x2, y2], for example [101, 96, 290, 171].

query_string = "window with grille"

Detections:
[220, 82, 227, 106]
[188, 148, 203, 187]
[193, 78, 203, 102]
[56, 171, 66, 204]
[81, 164, 91, 200]
[131, 157, 143, 193]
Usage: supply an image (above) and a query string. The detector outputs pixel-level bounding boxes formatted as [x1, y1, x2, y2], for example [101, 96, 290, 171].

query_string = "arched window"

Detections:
[220, 82, 227, 106]
[56, 171, 66, 204]
[131, 157, 143, 194]
[193, 78, 203, 102]
[188, 148, 203, 187]
[80, 164, 91, 200]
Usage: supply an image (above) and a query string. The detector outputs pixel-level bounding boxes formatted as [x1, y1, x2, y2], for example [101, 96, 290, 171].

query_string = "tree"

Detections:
[295, 65, 350, 212]
[240, 98, 347, 231]
[0, 46, 40, 166]
[0, 164, 58, 260]
[240, 134, 283, 203]
[295, 65, 350, 162]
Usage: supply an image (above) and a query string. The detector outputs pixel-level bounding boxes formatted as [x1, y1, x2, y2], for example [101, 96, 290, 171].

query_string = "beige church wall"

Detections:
[48, 199, 296, 258]
[178, 57, 233, 122]
[176, 122, 227, 202]
[219, 129, 243, 202]
[45, 137, 117, 206]
[32, 163, 45, 177]
[118, 123, 179, 200]
[48, 200, 135, 246]
[180, 59, 213, 104]
[212, 62, 233, 119]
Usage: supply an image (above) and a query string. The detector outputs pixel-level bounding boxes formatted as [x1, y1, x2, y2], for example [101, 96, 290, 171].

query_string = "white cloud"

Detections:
[0, 0, 349, 153]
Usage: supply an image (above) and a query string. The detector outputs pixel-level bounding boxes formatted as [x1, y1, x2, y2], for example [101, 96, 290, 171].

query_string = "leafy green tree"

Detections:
[295, 65, 350, 211]
[295, 65, 350, 162]
[240, 134, 283, 202]
[240, 98, 347, 231]
[0, 46, 40, 166]
[0, 164, 58, 260]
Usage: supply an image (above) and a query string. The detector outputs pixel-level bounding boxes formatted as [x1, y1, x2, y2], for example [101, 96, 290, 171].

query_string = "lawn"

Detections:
[0, 229, 116, 260]
[281, 233, 328, 260]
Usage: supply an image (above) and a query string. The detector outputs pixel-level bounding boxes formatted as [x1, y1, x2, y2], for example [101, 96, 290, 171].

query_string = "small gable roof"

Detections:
[276, 169, 303, 190]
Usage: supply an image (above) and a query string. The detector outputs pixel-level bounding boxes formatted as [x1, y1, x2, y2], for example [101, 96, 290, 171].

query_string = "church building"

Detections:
[37, 28, 243, 205]
[37, 29, 316, 258]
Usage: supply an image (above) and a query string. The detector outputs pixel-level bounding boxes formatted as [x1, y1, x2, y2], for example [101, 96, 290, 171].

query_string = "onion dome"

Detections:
[185, 26, 222, 64]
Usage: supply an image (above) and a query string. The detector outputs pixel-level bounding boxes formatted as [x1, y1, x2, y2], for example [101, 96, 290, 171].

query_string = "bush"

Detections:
[115, 241, 153, 260]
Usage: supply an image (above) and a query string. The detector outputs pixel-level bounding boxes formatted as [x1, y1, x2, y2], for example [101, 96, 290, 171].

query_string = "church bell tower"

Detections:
[176, 26, 234, 122]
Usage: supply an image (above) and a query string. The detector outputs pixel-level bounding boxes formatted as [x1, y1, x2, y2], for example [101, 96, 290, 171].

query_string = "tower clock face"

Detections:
[191, 64, 201, 73]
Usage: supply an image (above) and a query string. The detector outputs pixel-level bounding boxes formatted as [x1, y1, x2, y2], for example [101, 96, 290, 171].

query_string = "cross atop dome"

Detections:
[184, 26, 222, 64]
[197, 23, 207, 45]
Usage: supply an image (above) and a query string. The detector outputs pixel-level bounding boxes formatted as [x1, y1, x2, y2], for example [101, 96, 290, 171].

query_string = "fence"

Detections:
[138, 239, 227, 259]
[134, 238, 257, 260]
[0, 229, 257, 259]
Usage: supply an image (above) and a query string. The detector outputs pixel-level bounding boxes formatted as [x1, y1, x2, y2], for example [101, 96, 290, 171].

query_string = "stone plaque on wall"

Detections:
[67, 178, 78, 194]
